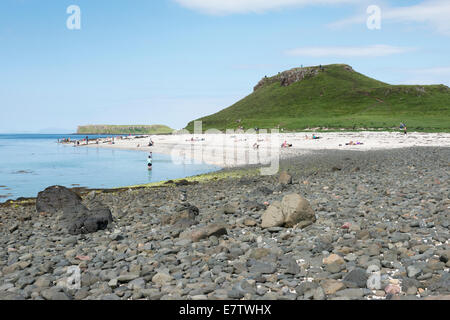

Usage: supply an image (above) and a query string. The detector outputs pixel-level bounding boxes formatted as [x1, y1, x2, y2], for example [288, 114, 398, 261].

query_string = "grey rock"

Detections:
[343, 268, 368, 288]
[335, 288, 365, 299]
[407, 265, 422, 278]
[249, 262, 277, 274]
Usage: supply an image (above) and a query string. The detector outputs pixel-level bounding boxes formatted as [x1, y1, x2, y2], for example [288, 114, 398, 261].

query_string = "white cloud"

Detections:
[331, 0, 450, 35]
[175, 0, 360, 15]
[285, 44, 414, 58]
[408, 67, 450, 76]
[402, 67, 450, 86]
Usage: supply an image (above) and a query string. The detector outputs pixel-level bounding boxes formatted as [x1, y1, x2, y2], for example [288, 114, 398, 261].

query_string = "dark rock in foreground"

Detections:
[36, 185, 113, 235]
[62, 204, 113, 235]
[36, 186, 82, 214]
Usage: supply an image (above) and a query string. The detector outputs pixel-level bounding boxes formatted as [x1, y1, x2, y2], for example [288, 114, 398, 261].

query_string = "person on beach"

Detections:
[400, 123, 407, 135]
[346, 141, 364, 146]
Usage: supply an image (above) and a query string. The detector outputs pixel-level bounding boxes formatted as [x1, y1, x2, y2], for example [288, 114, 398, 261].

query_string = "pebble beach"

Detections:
[0, 139, 449, 300]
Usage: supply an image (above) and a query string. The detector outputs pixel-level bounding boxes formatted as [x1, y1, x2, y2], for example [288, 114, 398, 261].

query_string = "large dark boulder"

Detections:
[36, 186, 82, 214]
[36, 185, 113, 235]
[62, 203, 113, 235]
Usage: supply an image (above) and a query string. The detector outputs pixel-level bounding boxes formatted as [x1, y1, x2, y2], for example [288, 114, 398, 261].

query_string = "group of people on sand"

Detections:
[186, 137, 205, 142]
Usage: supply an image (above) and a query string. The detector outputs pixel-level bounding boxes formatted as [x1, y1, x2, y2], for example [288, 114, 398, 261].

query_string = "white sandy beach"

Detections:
[83, 131, 450, 168]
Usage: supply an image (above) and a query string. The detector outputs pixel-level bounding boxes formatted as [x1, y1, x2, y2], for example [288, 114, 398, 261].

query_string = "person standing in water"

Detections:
[147, 152, 153, 170]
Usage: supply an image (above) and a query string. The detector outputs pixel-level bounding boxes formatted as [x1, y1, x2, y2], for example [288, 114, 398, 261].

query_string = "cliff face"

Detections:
[253, 65, 354, 92]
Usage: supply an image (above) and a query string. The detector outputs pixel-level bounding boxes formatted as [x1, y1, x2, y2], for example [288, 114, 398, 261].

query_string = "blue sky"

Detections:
[0, 0, 449, 132]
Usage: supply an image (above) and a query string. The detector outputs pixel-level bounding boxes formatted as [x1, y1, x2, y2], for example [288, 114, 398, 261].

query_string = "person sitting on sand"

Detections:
[281, 141, 293, 148]
[253, 142, 259, 149]
[346, 141, 364, 146]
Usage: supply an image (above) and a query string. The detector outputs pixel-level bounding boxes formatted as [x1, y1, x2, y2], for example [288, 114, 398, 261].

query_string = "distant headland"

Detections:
[76, 125, 174, 135]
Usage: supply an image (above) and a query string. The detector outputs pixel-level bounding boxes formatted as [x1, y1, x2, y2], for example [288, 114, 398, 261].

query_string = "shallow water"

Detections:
[0, 134, 219, 201]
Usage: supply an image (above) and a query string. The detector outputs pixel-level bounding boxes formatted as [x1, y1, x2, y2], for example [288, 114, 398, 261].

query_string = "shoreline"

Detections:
[83, 131, 450, 168]
[3, 131, 450, 204]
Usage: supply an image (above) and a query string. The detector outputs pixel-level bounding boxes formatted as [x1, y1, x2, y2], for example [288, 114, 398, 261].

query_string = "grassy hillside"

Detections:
[77, 125, 173, 135]
[186, 64, 450, 132]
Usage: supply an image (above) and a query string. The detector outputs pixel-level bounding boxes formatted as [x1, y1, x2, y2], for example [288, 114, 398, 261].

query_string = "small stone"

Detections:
[186, 224, 228, 242]
[406, 286, 417, 295]
[243, 218, 257, 227]
[117, 273, 140, 283]
[35, 276, 51, 288]
[323, 254, 345, 265]
[343, 268, 368, 288]
[335, 288, 364, 299]
[367, 244, 380, 256]
[223, 202, 238, 215]
[385, 284, 401, 295]
[321, 279, 345, 295]
[108, 279, 118, 288]
[261, 201, 284, 229]
[9, 224, 19, 233]
[249, 248, 271, 260]
[152, 272, 174, 285]
[249, 262, 277, 274]
[313, 287, 325, 300]
[407, 265, 422, 278]
[227, 289, 244, 299]
[279, 171, 293, 185]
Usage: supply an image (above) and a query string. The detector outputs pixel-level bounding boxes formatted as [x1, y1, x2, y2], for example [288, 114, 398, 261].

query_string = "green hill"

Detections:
[77, 125, 173, 135]
[186, 64, 450, 132]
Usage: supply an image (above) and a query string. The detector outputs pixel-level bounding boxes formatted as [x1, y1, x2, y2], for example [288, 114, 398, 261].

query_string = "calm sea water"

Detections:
[0, 134, 219, 201]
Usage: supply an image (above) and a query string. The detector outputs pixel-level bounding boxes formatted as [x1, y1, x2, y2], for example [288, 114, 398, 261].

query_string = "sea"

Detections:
[0, 134, 219, 201]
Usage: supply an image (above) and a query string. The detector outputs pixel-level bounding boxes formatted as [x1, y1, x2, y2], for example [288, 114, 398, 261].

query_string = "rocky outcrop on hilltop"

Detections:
[254, 65, 339, 91]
